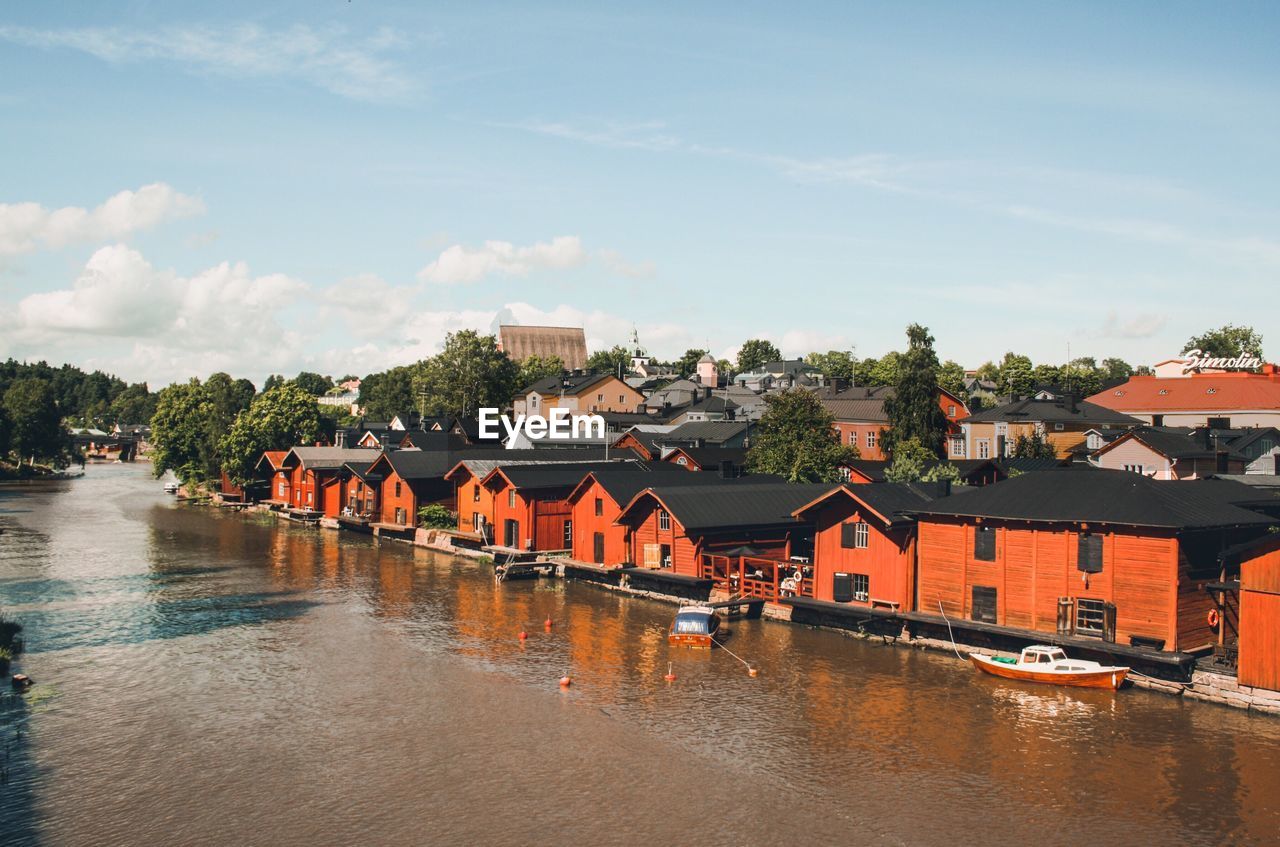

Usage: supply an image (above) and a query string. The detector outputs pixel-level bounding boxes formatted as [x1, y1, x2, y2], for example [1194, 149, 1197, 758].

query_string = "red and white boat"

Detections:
[969, 645, 1129, 690]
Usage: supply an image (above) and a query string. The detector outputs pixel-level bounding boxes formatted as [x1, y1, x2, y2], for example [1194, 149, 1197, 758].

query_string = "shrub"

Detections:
[417, 504, 457, 529]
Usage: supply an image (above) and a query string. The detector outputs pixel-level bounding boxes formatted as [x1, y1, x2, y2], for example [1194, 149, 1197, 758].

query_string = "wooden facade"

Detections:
[1239, 535, 1280, 692]
[566, 475, 632, 566]
[795, 488, 919, 610]
[915, 517, 1251, 652]
[483, 469, 576, 552]
[446, 463, 496, 537]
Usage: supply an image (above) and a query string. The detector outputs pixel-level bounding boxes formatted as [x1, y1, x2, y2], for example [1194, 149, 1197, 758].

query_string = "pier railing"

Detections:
[700, 554, 812, 602]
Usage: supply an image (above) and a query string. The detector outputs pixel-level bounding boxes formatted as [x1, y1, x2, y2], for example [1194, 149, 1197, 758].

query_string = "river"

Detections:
[0, 463, 1278, 846]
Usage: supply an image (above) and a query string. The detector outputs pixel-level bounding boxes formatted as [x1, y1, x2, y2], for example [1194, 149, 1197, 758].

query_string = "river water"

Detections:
[0, 463, 1278, 846]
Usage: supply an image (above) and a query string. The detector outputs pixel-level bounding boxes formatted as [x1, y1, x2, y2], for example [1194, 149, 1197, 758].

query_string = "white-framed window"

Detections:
[508, 488, 516, 508]
[948, 405, 957, 418]
[619, 394, 625, 403]
[1054, 423, 1065, 431]
[278, 482, 285, 496]
[676, 456, 688, 466]
[866, 430, 878, 449]
[855, 522, 869, 548]
[597, 393, 604, 402]
[977, 439, 990, 459]
[531, 394, 539, 410]
[1123, 464, 1145, 474]
[950, 435, 965, 458]
[848, 431, 857, 446]
[658, 510, 671, 531]
[852, 573, 870, 602]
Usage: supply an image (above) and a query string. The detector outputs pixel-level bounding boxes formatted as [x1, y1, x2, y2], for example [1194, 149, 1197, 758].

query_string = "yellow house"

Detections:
[958, 395, 1141, 460]
[513, 371, 645, 416]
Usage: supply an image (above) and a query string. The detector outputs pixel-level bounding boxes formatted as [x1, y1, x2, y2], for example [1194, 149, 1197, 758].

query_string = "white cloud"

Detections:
[416, 236, 653, 284]
[418, 236, 588, 284]
[0, 183, 204, 256]
[0, 23, 414, 102]
[1099, 311, 1168, 340]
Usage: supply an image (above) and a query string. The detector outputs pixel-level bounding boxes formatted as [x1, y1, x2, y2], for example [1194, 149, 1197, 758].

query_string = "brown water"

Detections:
[1, 464, 1278, 846]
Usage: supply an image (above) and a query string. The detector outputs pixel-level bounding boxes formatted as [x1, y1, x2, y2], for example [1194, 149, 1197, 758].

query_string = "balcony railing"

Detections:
[700, 554, 812, 602]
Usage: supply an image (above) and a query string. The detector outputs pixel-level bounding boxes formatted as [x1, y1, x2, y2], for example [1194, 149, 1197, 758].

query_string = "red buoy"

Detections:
[518, 630, 528, 641]
[544, 616, 554, 631]
[663, 662, 677, 682]
[559, 675, 572, 687]
[747, 667, 759, 678]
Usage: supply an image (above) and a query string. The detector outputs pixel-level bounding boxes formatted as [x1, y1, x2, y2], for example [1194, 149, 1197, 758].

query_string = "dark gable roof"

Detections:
[1219, 427, 1280, 456]
[966, 396, 1141, 426]
[668, 447, 749, 467]
[286, 446, 381, 470]
[489, 460, 641, 490]
[629, 482, 836, 532]
[820, 386, 894, 423]
[573, 465, 709, 505]
[795, 481, 957, 526]
[519, 371, 611, 396]
[681, 393, 739, 415]
[1108, 427, 1247, 461]
[382, 449, 462, 480]
[909, 469, 1279, 530]
[661, 420, 749, 445]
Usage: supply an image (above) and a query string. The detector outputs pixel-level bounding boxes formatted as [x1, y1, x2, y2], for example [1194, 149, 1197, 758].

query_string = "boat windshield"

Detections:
[1049, 650, 1067, 662]
[673, 613, 711, 635]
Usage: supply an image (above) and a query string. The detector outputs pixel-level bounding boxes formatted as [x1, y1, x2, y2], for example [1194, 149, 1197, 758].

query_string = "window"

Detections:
[971, 586, 997, 623]
[394, 481, 402, 498]
[1054, 423, 1065, 431]
[866, 430, 878, 449]
[977, 439, 990, 459]
[658, 510, 671, 531]
[948, 405, 957, 418]
[473, 512, 483, 531]
[1077, 533, 1103, 573]
[852, 573, 870, 602]
[594, 497, 603, 516]
[676, 456, 688, 466]
[531, 395, 539, 410]
[841, 521, 870, 549]
[849, 431, 857, 446]
[973, 526, 996, 561]
[839, 467, 852, 482]
[472, 484, 480, 502]
[508, 489, 516, 508]
[950, 435, 965, 458]
[597, 393, 604, 402]
[619, 395, 625, 403]
[1151, 415, 1164, 427]
[1075, 598, 1106, 636]
[278, 482, 285, 496]
[1123, 464, 1145, 475]
[563, 520, 573, 549]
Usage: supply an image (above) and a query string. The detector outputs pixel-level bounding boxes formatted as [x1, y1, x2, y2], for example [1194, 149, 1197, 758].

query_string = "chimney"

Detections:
[719, 459, 735, 479]
[1216, 450, 1230, 474]
[379, 432, 394, 451]
[1202, 428, 1213, 449]
[1067, 394, 1078, 414]
[1274, 454, 1279, 475]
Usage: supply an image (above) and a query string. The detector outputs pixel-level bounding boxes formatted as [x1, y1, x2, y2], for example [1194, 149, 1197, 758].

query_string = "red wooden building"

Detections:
[791, 482, 953, 612]
[362, 449, 460, 533]
[614, 481, 833, 601]
[662, 446, 748, 473]
[1228, 534, 1280, 693]
[910, 470, 1278, 656]
[481, 461, 628, 551]
[258, 451, 291, 506]
[277, 447, 381, 514]
[822, 386, 969, 461]
[564, 466, 705, 566]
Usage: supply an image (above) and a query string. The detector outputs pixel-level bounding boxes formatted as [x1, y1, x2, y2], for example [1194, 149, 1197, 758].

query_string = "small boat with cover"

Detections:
[668, 605, 725, 649]
[969, 645, 1129, 690]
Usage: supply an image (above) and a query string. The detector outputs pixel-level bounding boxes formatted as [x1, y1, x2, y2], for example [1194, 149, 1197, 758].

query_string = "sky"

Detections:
[1, 1, 1278, 387]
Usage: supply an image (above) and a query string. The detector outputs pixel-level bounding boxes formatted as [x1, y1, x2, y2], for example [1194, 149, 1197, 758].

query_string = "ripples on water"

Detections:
[1, 465, 1279, 846]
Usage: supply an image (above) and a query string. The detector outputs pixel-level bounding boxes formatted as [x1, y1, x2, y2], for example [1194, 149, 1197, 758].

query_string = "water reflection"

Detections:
[1, 464, 1279, 847]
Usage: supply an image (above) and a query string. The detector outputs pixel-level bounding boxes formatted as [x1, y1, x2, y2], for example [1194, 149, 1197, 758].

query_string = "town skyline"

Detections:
[2, 2, 1278, 385]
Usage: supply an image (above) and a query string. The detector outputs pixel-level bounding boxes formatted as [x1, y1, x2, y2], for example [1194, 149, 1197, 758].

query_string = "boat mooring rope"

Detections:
[711, 637, 756, 675]
[937, 600, 966, 660]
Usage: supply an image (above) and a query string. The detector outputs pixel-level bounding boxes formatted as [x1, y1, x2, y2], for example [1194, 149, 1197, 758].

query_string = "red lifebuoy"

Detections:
[1207, 608, 1220, 629]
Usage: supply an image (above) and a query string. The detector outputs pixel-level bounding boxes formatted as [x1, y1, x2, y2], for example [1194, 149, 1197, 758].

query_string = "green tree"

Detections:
[882, 325, 949, 458]
[921, 461, 962, 484]
[220, 383, 322, 485]
[1064, 357, 1103, 397]
[1000, 353, 1034, 395]
[805, 350, 856, 382]
[1183, 324, 1263, 359]
[1011, 433, 1056, 459]
[1032, 363, 1063, 388]
[108, 382, 157, 425]
[1100, 357, 1134, 382]
[937, 360, 966, 399]
[415, 330, 518, 417]
[262, 374, 286, 392]
[516, 354, 564, 390]
[746, 389, 858, 483]
[417, 503, 456, 529]
[974, 361, 1000, 383]
[865, 351, 902, 387]
[150, 379, 213, 483]
[359, 366, 418, 420]
[3, 377, 68, 467]
[736, 339, 782, 374]
[884, 437, 935, 482]
[291, 371, 333, 396]
[674, 348, 709, 378]
[200, 373, 255, 480]
[586, 345, 631, 377]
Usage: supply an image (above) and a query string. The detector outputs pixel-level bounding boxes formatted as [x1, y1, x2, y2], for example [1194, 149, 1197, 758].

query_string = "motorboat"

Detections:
[163, 481, 180, 494]
[969, 645, 1129, 690]
[668, 605, 725, 649]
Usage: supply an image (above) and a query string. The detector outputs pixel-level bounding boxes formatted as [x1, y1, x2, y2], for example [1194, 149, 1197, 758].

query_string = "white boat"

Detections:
[163, 482, 180, 494]
[970, 645, 1129, 690]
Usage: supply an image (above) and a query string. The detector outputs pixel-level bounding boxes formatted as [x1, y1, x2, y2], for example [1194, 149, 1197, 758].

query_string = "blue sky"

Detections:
[1, 2, 1278, 385]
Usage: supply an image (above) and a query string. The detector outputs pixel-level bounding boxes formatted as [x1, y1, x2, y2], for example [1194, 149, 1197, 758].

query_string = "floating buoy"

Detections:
[544, 616, 554, 631]
[663, 662, 677, 682]
[518, 630, 528, 641]
[559, 675, 572, 687]
[747, 667, 759, 678]
[11, 674, 31, 689]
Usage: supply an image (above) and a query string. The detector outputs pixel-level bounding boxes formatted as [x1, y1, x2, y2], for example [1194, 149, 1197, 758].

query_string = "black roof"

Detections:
[627, 481, 836, 532]
[519, 371, 611, 396]
[909, 469, 1279, 530]
[660, 420, 749, 445]
[1107, 427, 1247, 461]
[796, 481, 961, 526]
[489, 460, 641, 490]
[574, 464, 713, 505]
[966, 396, 1141, 426]
[668, 447, 749, 467]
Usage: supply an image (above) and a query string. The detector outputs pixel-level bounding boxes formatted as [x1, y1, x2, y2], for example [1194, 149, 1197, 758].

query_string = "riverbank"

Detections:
[210, 493, 1280, 718]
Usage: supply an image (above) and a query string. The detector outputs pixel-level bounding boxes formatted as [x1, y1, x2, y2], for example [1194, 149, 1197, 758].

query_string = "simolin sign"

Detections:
[1180, 349, 1262, 374]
